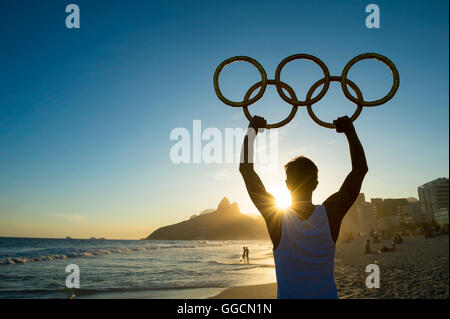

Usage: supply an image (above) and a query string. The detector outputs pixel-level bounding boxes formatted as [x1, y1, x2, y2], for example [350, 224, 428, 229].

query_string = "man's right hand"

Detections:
[248, 116, 267, 133]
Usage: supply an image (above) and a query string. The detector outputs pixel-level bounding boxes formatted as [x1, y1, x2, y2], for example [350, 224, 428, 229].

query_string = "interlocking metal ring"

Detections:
[213, 56, 267, 107]
[275, 54, 330, 106]
[243, 80, 298, 129]
[341, 53, 400, 107]
[306, 76, 364, 129]
[213, 53, 399, 129]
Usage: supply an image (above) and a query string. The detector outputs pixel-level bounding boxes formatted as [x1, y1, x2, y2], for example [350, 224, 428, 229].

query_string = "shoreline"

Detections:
[210, 283, 277, 299]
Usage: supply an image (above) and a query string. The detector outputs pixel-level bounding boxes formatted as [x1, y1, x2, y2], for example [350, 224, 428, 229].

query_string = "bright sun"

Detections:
[272, 187, 292, 209]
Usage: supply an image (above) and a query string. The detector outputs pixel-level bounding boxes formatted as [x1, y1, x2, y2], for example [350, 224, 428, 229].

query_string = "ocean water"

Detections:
[0, 237, 275, 299]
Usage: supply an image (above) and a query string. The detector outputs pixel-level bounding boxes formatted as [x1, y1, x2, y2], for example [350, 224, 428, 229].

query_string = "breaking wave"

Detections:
[0, 241, 228, 265]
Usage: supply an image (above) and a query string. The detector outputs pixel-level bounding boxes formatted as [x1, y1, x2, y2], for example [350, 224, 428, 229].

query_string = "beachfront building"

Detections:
[434, 208, 449, 226]
[370, 198, 384, 220]
[376, 215, 395, 231]
[356, 200, 377, 232]
[341, 193, 377, 233]
[401, 201, 425, 225]
[341, 206, 359, 233]
[369, 198, 409, 230]
[418, 178, 449, 224]
[342, 192, 444, 232]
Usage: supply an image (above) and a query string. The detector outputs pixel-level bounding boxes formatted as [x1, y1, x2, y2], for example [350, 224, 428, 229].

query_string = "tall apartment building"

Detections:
[370, 198, 384, 219]
[418, 178, 449, 224]
[401, 201, 424, 225]
[341, 193, 373, 233]
[357, 201, 376, 232]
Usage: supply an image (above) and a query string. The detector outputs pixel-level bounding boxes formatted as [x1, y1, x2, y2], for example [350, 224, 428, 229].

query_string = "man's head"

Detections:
[284, 156, 318, 197]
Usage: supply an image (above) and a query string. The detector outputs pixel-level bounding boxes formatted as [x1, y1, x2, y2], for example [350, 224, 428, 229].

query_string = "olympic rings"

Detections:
[275, 54, 330, 106]
[306, 76, 364, 129]
[341, 53, 400, 107]
[243, 80, 298, 129]
[213, 53, 399, 129]
[213, 56, 267, 107]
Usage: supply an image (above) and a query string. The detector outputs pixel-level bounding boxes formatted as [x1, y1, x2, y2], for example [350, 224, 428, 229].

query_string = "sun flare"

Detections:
[272, 187, 292, 209]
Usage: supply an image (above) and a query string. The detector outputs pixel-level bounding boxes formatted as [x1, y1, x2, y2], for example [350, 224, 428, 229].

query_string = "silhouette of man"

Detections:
[239, 115, 368, 299]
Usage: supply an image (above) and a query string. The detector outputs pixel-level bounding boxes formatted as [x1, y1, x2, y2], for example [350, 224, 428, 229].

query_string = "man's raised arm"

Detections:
[323, 116, 369, 219]
[239, 116, 277, 221]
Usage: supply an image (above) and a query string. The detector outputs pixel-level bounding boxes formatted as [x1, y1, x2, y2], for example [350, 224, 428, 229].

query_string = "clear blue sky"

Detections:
[0, 0, 448, 238]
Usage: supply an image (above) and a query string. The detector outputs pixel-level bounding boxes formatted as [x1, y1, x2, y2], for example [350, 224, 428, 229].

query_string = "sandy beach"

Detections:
[211, 235, 449, 299]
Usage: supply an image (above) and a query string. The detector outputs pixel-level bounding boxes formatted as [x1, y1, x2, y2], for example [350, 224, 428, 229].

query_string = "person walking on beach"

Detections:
[239, 115, 368, 299]
[245, 247, 250, 264]
[240, 246, 246, 262]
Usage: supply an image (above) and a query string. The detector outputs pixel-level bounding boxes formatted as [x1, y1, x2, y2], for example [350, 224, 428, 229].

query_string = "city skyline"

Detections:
[342, 177, 449, 234]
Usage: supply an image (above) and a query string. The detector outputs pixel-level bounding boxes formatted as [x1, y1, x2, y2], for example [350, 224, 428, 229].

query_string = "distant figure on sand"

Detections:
[394, 233, 403, 244]
[365, 239, 373, 254]
[240, 247, 250, 264]
[390, 241, 396, 251]
[370, 231, 380, 243]
[378, 241, 396, 253]
[240, 115, 368, 299]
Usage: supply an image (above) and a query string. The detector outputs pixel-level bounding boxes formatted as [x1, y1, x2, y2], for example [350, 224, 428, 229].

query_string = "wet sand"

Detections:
[211, 235, 449, 299]
[211, 283, 276, 299]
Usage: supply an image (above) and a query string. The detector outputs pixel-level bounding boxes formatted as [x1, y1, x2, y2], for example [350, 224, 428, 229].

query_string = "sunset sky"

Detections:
[0, 0, 448, 239]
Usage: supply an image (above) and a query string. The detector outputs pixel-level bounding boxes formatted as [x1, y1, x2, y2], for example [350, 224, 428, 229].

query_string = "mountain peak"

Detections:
[230, 202, 240, 214]
[216, 197, 241, 215]
[146, 197, 269, 240]
[217, 197, 231, 211]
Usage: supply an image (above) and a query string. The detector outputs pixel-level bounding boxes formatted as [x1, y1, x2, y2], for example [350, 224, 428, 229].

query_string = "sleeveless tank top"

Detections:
[273, 205, 338, 299]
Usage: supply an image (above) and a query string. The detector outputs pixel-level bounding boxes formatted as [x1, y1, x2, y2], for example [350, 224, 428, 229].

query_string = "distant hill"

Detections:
[189, 209, 215, 220]
[146, 197, 269, 240]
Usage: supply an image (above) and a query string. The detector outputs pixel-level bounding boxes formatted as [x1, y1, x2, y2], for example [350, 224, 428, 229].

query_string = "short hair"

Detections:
[284, 156, 318, 190]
